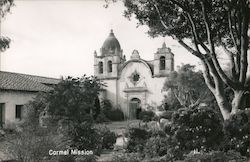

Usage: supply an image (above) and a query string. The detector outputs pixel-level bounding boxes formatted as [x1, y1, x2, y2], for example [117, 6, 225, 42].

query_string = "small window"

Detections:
[0, 103, 5, 127]
[108, 60, 112, 73]
[16, 105, 24, 120]
[160, 56, 165, 70]
[98, 62, 103, 74]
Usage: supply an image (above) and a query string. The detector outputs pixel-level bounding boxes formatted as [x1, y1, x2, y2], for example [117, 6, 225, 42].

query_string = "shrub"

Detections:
[6, 125, 57, 162]
[102, 99, 112, 116]
[111, 153, 143, 162]
[139, 110, 155, 122]
[143, 136, 169, 158]
[67, 122, 102, 155]
[159, 111, 174, 120]
[184, 150, 247, 162]
[127, 127, 150, 153]
[75, 155, 97, 162]
[101, 100, 124, 121]
[4, 103, 59, 162]
[96, 125, 116, 149]
[106, 109, 124, 121]
[95, 112, 110, 123]
[169, 106, 223, 155]
[223, 109, 250, 157]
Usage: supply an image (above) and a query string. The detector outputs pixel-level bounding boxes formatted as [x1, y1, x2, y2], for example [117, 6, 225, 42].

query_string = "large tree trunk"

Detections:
[214, 92, 231, 120]
[213, 90, 245, 120]
[231, 90, 245, 114]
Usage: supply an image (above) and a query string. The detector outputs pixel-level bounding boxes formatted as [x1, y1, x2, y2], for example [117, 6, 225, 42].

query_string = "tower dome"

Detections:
[101, 29, 121, 56]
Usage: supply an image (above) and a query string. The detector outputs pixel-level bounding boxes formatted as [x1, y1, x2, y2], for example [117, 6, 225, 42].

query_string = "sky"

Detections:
[1, 0, 201, 78]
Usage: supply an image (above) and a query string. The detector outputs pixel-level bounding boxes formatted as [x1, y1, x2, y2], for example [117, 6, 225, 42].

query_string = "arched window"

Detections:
[98, 62, 103, 74]
[160, 56, 165, 70]
[108, 60, 112, 73]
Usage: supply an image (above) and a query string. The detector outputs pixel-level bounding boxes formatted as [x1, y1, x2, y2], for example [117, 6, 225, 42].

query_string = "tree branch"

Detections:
[201, 63, 215, 92]
[228, 8, 239, 53]
[176, 38, 204, 59]
[238, 1, 249, 85]
[200, 1, 239, 90]
[219, 37, 238, 80]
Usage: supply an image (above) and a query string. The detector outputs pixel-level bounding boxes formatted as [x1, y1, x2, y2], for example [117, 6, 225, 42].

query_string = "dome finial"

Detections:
[109, 29, 115, 37]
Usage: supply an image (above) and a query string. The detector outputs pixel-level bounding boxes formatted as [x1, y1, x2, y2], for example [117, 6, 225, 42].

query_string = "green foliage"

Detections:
[223, 109, 250, 157]
[95, 112, 110, 123]
[75, 155, 97, 162]
[111, 152, 143, 162]
[163, 95, 181, 111]
[119, 0, 247, 48]
[106, 109, 124, 121]
[101, 99, 112, 114]
[159, 110, 174, 120]
[6, 128, 57, 162]
[109, 0, 250, 121]
[139, 110, 155, 122]
[163, 64, 212, 108]
[95, 125, 117, 149]
[100, 100, 124, 121]
[46, 76, 103, 123]
[93, 97, 101, 120]
[184, 150, 247, 162]
[144, 136, 169, 158]
[66, 122, 102, 155]
[169, 106, 224, 154]
[101, 99, 124, 121]
[0, 0, 14, 52]
[5, 107, 58, 162]
[127, 127, 150, 153]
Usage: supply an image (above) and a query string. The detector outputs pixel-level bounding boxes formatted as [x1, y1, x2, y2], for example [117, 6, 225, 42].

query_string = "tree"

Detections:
[106, 0, 250, 120]
[0, 0, 14, 52]
[45, 75, 104, 123]
[163, 64, 214, 109]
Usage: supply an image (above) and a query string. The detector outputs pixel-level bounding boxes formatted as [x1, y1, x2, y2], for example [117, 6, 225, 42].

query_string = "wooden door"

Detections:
[129, 102, 139, 119]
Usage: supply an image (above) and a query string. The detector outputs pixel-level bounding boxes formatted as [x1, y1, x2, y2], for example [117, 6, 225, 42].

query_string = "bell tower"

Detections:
[153, 42, 174, 77]
[94, 29, 126, 79]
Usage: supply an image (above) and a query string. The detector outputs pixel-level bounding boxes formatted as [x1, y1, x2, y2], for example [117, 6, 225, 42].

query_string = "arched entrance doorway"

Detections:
[129, 98, 141, 119]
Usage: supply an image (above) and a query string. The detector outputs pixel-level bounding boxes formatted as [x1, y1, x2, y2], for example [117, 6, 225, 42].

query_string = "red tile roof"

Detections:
[0, 71, 61, 92]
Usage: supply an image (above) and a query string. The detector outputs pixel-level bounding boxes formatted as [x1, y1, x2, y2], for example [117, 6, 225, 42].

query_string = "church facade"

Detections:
[94, 30, 174, 119]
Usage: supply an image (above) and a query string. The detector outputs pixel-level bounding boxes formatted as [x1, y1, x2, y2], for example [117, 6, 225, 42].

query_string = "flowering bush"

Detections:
[126, 127, 150, 153]
[223, 109, 250, 157]
[184, 150, 247, 162]
[95, 125, 116, 149]
[106, 109, 124, 121]
[66, 122, 102, 155]
[139, 110, 155, 122]
[143, 136, 169, 158]
[169, 106, 223, 154]
[111, 152, 142, 162]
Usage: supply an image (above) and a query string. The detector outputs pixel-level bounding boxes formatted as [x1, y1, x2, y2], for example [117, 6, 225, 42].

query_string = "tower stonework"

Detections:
[94, 30, 175, 119]
[153, 42, 174, 77]
[94, 30, 125, 80]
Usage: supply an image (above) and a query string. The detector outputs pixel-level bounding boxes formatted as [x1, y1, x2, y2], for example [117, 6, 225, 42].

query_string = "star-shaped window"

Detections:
[133, 73, 140, 82]
[129, 70, 141, 85]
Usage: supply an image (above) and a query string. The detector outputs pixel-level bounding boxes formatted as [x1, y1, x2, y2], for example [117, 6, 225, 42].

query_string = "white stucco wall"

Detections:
[0, 91, 36, 127]
[108, 60, 167, 118]
[104, 79, 118, 106]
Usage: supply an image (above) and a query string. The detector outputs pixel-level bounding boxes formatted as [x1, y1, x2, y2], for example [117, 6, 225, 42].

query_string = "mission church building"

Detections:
[94, 30, 174, 119]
